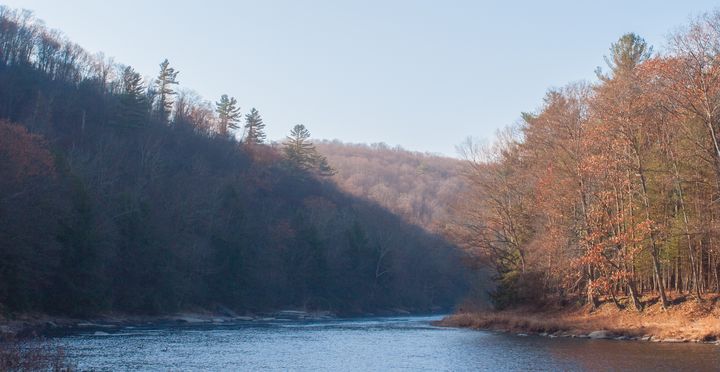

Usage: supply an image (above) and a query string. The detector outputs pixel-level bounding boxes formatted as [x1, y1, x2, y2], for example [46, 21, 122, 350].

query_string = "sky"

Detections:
[3, 0, 719, 156]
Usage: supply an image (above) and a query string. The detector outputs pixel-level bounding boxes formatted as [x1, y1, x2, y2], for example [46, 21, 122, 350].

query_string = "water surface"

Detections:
[54, 315, 720, 371]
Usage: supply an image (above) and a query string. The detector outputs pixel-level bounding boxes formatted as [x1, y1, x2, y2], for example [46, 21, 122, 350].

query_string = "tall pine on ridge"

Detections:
[153, 59, 179, 124]
[244, 107, 266, 145]
[215, 94, 241, 137]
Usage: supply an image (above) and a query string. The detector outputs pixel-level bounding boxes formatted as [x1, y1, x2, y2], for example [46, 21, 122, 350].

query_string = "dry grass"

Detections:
[439, 293, 720, 342]
[0, 336, 75, 371]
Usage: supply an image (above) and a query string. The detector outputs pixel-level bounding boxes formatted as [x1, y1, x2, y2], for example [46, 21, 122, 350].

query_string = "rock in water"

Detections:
[588, 330, 614, 339]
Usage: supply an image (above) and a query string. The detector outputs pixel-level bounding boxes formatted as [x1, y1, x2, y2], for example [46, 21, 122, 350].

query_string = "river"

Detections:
[52, 315, 720, 371]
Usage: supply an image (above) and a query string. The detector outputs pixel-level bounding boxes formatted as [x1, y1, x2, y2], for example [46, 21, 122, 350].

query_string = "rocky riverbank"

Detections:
[0, 306, 432, 338]
[0, 309, 338, 338]
[437, 294, 720, 345]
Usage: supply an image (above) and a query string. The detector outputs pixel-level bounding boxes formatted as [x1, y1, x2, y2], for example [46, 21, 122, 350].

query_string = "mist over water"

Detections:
[53, 316, 720, 371]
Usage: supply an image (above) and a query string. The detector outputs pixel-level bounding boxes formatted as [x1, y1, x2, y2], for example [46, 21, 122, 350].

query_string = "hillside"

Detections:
[316, 141, 465, 232]
[0, 6, 467, 318]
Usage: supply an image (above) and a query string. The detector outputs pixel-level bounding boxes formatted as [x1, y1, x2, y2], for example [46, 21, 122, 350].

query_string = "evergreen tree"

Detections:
[154, 59, 179, 123]
[283, 124, 335, 176]
[284, 124, 316, 170]
[244, 107, 266, 145]
[315, 155, 337, 176]
[215, 94, 241, 137]
[597, 33, 652, 80]
[117, 66, 147, 127]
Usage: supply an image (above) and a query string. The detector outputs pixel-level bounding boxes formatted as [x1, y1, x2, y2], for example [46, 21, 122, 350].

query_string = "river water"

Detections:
[53, 315, 720, 371]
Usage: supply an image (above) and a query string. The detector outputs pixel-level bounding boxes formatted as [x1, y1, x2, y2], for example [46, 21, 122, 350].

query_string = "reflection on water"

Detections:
[54, 316, 720, 371]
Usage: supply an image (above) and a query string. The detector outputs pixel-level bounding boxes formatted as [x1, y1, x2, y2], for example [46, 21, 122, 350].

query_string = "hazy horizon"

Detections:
[3, 0, 719, 156]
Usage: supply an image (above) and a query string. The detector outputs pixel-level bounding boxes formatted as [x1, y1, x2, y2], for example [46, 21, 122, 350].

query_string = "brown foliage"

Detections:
[447, 11, 720, 310]
[0, 120, 54, 185]
[316, 141, 465, 232]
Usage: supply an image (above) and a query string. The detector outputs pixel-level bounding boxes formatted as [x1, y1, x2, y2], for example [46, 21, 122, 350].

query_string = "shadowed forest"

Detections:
[0, 6, 468, 317]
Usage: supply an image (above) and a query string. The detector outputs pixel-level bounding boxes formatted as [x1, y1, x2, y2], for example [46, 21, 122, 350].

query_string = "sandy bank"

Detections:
[437, 294, 720, 344]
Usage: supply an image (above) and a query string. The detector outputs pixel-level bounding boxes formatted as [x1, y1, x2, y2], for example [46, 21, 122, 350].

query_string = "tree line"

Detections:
[446, 11, 720, 310]
[0, 6, 467, 316]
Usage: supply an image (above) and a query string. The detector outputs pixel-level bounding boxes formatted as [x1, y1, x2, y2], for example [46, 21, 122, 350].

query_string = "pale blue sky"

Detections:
[4, 1, 718, 156]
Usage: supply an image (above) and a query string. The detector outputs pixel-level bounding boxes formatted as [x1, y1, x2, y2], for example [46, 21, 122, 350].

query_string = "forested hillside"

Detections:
[0, 6, 467, 317]
[446, 12, 720, 310]
[316, 141, 464, 232]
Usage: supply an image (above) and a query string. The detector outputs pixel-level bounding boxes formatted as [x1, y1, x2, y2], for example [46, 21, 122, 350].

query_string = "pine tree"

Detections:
[117, 66, 147, 127]
[283, 124, 335, 176]
[154, 59, 179, 123]
[597, 33, 652, 80]
[215, 94, 241, 137]
[315, 155, 337, 176]
[244, 107, 266, 145]
[284, 124, 315, 170]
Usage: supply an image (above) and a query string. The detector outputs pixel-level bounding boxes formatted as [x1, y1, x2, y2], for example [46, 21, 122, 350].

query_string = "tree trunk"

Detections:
[627, 279, 643, 312]
[636, 147, 670, 309]
[668, 149, 702, 301]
